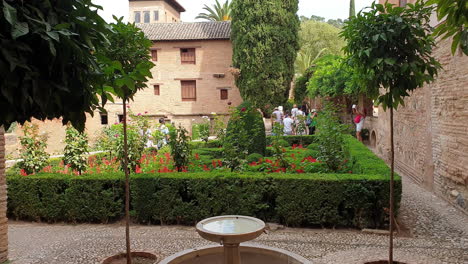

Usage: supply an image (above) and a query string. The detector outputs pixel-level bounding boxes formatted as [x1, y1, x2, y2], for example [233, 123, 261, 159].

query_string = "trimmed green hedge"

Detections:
[266, 135, 316, 146]
[7, 172, 401, 228]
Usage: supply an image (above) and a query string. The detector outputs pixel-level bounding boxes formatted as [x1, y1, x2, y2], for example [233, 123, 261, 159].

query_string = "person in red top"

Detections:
[352, 105, 366, 142]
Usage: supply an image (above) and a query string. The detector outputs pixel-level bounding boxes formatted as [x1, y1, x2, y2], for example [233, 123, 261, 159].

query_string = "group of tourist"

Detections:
[271, 104, 317, 136]
[271, 103, 367, 141]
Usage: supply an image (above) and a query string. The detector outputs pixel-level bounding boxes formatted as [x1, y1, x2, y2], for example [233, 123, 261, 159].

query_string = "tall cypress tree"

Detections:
[349, 0, 355, 17]
[231, 0, 300, 111]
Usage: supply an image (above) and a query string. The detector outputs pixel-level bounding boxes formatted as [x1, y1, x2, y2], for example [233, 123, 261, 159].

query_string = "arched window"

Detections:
[144, 11, 150, 23]
[134, 11, 141, 23]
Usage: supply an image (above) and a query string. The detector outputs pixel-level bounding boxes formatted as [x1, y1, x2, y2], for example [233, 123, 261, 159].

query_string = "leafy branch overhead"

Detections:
[341, 1, 441, 109]
[0, 0, 111, 131]
[427, 0, 468, 55]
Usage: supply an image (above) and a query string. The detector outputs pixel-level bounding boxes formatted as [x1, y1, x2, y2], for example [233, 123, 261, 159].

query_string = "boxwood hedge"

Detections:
[6, 136, 401, 228]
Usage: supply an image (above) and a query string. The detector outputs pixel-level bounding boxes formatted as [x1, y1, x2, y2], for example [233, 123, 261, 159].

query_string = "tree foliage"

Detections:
[341, 1, 440, 109]
[296, 20, 345, 74]
[63, 125, 89, 175]
[196, 0, 231, 21]
[0, 0, 110, 131]
[293, 67, 314, 104]
[231, 0, 300, 110]
[307, 55, 367, 99]
[427, 0, 468, 55]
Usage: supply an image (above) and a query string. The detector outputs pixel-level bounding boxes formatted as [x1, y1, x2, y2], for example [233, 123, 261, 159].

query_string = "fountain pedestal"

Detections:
[196, 215, 266, 264]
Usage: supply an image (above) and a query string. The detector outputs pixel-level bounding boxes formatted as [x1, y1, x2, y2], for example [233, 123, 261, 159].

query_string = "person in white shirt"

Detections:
[283, 114, 294, 136]
[291, 104, 299, 119]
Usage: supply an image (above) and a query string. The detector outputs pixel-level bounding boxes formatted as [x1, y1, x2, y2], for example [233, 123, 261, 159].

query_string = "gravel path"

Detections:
[7, 178, 468, 264]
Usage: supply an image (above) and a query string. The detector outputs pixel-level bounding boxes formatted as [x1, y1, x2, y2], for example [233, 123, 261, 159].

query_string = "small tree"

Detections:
[18, 122, 49, 175]
[168, 125, 191, 172]
[63, 125, 89, 175]
[341, 2, 440, 263]
[97, 17, 154, 264]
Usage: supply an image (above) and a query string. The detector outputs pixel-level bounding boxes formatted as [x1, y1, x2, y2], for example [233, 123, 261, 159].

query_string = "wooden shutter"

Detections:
[220, 89, 228, 100]
[154, 85, 160, 95]
[180, 48, 196, 64]
[181, 81, 196, 101]
[151, 50, 157, 61]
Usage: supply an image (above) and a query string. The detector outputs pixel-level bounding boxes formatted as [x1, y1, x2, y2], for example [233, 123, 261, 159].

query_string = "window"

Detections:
[154, 10, 159, 21]
[220, 89, 228, 100]
[154, 85, 160, 95]
[118, 114, 124, 123]
[134, 11, 141, 23]
[399, 0, 407, 7]
[181, 81, 196, 101]
[100, 114, 108, 125]
[180, 48, 196, 64]
[143, 11, 150, 23]
[151, 49, 157, 61]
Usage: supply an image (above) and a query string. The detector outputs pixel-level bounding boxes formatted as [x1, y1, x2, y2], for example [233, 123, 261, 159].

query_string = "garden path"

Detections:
[7, 177, 467, 264]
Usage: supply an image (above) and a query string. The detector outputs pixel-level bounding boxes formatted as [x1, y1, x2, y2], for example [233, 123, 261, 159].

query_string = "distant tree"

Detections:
[309, 15, 326, 22]
[307, 55, 366, 100]
[342, 2, 440, 262]
[326, 18, 345, 28]
[294, 66, 314, 104]
[296, 20, 345, 74]
[350, 0, 355, 17]
[196, 0, 231, 21]
[427, 0, 467, 55]
[231, 0, 300, 111]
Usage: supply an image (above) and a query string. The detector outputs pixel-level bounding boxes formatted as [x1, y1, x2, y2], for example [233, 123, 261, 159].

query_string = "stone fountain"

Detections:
[159, 215, 310, 264]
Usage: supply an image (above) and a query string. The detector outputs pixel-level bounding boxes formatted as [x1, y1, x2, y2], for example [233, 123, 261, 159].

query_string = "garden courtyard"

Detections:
[7, 177, 467, 264]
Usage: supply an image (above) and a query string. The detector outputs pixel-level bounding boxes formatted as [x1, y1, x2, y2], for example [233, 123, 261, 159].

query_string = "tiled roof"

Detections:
[137, 21, 231, 41]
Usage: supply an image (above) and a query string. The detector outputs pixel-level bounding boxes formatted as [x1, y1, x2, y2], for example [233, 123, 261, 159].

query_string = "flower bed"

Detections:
[6, 137, 401, 228]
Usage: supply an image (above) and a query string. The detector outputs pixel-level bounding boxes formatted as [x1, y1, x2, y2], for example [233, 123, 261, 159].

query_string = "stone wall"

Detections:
[366, 38, 468, 212]
[0, 127, 8, 262]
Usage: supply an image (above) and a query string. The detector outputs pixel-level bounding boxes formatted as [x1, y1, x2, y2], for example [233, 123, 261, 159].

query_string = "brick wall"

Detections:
[366, 38, 468, 212]
[0, 127, 8, 262]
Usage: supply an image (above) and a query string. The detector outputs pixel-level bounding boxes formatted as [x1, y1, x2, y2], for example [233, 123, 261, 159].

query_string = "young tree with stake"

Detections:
[341, 2, 440, 263]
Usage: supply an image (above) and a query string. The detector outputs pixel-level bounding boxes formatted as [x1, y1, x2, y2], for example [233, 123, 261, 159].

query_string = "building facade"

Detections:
[366, 0, 468, 212]
[4, 1, 242, 155]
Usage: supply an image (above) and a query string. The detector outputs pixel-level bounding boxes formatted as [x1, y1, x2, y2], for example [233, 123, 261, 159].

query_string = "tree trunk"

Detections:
[389, 106, 394, 264]
[123, 100, 132, 264]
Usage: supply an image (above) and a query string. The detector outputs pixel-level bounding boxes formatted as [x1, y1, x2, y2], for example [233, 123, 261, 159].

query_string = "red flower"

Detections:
[20, 169, 28, 176]
[195, 153, 200, 160]
[212, 160, 217, 168]
[203, 165, 210, 171]
[348, 171, 353, 174]
[218, 160, 222, 167]
[296, 169, 305, 173]
[241, 107, 246, 112]
[136, 165, 142, 174]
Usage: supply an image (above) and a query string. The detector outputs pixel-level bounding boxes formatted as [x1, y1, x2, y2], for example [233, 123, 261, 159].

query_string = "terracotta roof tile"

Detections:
[137, 21, 231, 41]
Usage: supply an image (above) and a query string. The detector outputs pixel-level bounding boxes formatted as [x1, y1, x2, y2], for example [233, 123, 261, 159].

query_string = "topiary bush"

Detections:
[246, 153, 263, 163]
[225, 101, 266, 156]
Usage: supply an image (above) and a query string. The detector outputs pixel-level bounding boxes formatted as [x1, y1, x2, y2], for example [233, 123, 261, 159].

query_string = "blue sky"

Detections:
[93, 0, 376, 23]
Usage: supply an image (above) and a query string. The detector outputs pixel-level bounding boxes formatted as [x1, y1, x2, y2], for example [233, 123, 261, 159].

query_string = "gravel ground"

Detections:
[7, 177, 468, 264]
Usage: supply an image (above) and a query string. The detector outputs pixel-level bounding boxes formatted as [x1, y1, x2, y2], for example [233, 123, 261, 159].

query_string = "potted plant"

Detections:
[97, 17, 156, 264]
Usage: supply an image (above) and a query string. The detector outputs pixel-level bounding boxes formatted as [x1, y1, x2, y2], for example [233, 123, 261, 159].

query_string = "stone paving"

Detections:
[6, 177, 468, 264]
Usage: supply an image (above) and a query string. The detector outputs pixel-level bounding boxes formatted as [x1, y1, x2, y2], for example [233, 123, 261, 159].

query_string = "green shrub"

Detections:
[7, 171, 401, 228]
[277, 139, 290, 147]
[169, 125, 191, 171]
[18, 123, 50, 174]
[225, 101, 266, 156]
[315, 103, 348, 172]
[307, 143, 319, 150]
[191, 139, 222, 149]
[246, 153, 263, 163]
[266, 135, 315, 146]
[63, 125, 89, 174]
